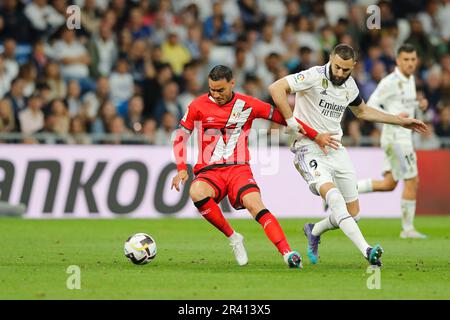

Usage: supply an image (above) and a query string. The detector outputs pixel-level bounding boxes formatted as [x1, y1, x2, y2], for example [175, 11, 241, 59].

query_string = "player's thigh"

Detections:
[191, 172, 226, 202]
[226, 165, 261, 210]
[333, 148, 359, 204]
[384, 144, 418, 181]
[293, 146, 333, 197]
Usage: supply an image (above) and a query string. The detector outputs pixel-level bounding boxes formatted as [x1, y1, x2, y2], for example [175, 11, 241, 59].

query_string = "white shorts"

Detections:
[292, 143, 358, 203]
[382, 143, 418, 181]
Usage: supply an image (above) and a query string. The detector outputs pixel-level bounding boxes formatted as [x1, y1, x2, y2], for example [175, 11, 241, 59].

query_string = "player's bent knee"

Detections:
[189, 182, 213, 202]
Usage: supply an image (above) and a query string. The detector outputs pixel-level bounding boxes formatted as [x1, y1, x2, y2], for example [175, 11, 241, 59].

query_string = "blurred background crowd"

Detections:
[0, 0, 449, 148]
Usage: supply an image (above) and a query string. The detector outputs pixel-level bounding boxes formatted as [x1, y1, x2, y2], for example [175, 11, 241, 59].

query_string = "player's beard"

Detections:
[329, 64, 351, 86]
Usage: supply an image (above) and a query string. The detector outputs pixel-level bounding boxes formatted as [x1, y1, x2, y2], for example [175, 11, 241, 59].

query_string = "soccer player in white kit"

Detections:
[357, 44, 428, 239]
[268, 44, 428, 266]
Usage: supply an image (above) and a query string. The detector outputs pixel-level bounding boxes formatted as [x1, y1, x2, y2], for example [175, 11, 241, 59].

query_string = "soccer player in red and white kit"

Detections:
[171, 65, 339, 268]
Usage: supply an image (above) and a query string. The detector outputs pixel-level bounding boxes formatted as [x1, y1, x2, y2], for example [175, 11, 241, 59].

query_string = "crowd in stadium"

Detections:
[0, 0, 449, 147]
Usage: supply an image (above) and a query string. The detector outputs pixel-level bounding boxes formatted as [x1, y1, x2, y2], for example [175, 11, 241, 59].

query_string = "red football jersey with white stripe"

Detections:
[179, 93, 275, 174]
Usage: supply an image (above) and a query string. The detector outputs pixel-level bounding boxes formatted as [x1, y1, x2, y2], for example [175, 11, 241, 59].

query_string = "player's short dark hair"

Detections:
[397, 43, 416, 56]
[208, 65, 233, 82]
[332, 44, 356, 61]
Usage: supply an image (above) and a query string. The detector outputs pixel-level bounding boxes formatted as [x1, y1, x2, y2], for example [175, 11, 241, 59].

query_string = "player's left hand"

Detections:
[400, 117, 428, 134]
[314, 133, 340, 154]
[171, 170, 189, 192]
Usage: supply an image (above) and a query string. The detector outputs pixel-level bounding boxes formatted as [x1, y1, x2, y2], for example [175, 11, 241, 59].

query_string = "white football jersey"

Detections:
[285, 63, 361, 146]
[367, 67, 418, 147]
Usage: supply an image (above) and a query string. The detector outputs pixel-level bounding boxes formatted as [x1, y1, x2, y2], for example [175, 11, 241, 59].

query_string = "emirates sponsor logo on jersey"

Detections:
[319, 99, 346, 119]
[206, 117, 215, 123]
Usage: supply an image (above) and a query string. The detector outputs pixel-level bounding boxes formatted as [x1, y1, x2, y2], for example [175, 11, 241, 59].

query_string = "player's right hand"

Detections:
[171, 170, 189, 192]
[286, 117, 307, 135]
[314, 133, 340, 154]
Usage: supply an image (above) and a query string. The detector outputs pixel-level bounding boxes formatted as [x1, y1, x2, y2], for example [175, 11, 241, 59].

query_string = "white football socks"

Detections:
[312, 216, 338, 236]
[357, 179, 373, 194]
[401, 199, 416, 232]
[327, 188, 370, 256]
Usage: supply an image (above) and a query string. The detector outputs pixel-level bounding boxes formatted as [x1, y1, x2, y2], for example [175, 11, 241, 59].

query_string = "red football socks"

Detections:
[194, 197, 234, 237]
[256, 209, 291, 255]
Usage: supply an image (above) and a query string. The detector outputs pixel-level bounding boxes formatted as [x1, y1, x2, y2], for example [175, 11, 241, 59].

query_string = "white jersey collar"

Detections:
[324, 62, 331, 80]
[395, 67, 411, 82]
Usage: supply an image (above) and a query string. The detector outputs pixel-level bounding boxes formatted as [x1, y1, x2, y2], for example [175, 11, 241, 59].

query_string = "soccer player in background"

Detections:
[357, 44, 428, 239]
[171, 65, 338, 268]
[268, 44, 428, 266]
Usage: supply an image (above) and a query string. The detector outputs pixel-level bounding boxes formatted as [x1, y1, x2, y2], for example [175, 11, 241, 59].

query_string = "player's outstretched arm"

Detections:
[171, 128, 191, 192]
[268, 78, 306, 135]
[349, 101, 428, 134]
[268, 78, 339, 152]
[270, 108, 340, 152]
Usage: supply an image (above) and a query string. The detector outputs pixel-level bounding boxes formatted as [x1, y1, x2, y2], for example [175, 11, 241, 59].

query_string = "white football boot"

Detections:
[229, 232, 248, 266]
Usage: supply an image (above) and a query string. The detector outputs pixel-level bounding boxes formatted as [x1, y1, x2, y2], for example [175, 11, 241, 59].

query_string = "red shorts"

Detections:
[193, 164, 260, 210]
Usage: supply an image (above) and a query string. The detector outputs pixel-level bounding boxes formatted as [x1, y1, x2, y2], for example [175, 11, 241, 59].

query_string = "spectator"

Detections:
[0, 98, 16, 133]
[346, 119, 362, 146]
[53, 29, 92, 90]
[2, 38, 19, 80]
[0, 0, 33, 43]
[30, 40, 49, 78]
[360, 60, 386, 102]
[109, 58, 134, 112]
[24, 0, 65, 39]
[44, 62, 67, 100]
[127, 40, 149, 85]
[125, 95, 145, 134]
[4, 77, 26, 117]
[65, 80, 83, 118]
[105, 115, 132, 145]
[238, 0, 266, 31]
[18, 94, 44, 135]
[254, 22, 286, 63]
[155, 112, 177, 145]
[203, 2, 236, 45]
[82, 76, 110, 123]
[80, 0, 102, 36]
[161, 30, 191, 76]
[91, 100, 116, 134]
[141, 118, 158, 145]
[435, 106, 450, 138]
[153, 81, 183, 123]
[0, 55, 14, 99]
[128, 7, 152, 41]
[142, 63, 174, 117]
[18, 62, 37, 98]
[67, 115, 92, 145]
[405, 18, 436, 68]
[184, 24, 202, 60]
[49, 99, 70, 135]
[87, 21, 118, 78]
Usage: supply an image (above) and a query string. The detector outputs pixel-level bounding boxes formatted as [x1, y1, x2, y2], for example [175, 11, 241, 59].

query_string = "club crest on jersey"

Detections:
[295, 73, 305, 83]
[320, 78, 328, 95]
[231, 111, 241, 120]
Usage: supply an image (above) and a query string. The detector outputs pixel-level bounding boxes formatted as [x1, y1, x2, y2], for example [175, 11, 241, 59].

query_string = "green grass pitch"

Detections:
[0, 216, 449, 300]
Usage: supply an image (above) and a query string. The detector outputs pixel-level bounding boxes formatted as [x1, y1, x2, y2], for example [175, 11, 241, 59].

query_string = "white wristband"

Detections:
[286, 117, 298, 130]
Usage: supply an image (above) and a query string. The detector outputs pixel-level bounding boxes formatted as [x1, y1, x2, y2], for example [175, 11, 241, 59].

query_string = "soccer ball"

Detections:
[124, 233, 157, 265]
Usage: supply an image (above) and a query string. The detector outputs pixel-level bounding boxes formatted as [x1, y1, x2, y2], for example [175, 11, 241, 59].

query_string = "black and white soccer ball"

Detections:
[124, 233, 157, 265]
